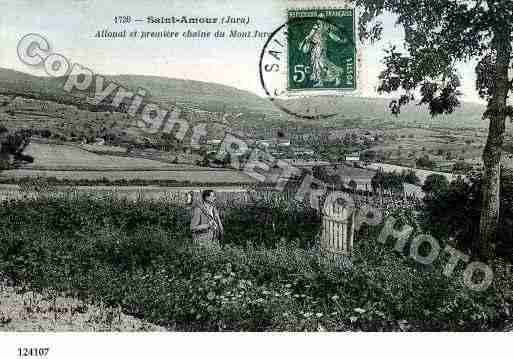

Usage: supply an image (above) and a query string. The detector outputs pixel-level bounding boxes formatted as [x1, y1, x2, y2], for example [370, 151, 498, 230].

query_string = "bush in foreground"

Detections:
[0, 195, 511, 331]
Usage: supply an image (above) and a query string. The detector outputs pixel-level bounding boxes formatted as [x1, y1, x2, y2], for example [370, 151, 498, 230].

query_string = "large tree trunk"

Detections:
[476, 29, 511, 260]
[478, 118, 505, 259]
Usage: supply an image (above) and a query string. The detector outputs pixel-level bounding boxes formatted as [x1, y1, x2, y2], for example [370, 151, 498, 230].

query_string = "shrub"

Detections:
[453, 160, 473, 173]
[416, 155, 434, 169]
[0, 194, 511, 331]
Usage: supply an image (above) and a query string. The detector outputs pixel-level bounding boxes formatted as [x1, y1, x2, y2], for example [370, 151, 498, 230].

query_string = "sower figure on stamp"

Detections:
[299, 19, 346, 87]
[190, 189, 224, 247]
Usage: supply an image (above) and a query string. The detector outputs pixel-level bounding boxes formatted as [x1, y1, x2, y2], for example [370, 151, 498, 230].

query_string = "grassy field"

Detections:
[367, 126, 494, 171]
[0, 193, 511, 331]
[22, 143, 199, 170]
[0, 142, 256, 184]
[367, 163, 460, 184]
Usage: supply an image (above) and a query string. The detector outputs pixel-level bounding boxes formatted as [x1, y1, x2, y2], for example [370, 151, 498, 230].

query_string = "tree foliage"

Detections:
[355, 0, 512, 114]
[0, 127, 34, 168]
[401, 169, 420, 185]
[415, 154, 434, 169]
[355, 0, 513, 258]
[421, 170, 513, 257]
[422, 173, 449, 195]
[452, 160, 473, 173]
[312, 165, 343, 188]
[371, 169, 405, 193]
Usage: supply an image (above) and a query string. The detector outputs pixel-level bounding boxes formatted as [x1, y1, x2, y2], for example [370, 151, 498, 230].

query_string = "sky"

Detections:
[0, 0, 483, 103]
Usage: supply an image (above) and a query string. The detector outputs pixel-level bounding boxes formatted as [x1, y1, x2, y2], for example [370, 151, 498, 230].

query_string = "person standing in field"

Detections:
[190, 189, 224, 247]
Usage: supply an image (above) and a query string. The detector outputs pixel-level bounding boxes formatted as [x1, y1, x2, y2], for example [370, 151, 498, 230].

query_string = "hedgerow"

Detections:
[0, 194, 511, 331]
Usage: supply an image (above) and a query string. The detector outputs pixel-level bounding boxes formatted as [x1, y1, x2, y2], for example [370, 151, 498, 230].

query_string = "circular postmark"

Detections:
[259, 11, 359, 120]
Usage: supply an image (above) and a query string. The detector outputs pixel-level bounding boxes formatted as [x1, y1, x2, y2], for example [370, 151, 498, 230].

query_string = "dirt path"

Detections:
[0, 279, 166, 332]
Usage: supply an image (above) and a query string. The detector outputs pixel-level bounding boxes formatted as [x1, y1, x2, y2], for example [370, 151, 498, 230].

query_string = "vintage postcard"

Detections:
[0, 0, 512, 357]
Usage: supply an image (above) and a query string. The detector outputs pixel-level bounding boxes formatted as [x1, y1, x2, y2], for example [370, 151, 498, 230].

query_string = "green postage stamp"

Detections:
[287, 8, 357, 92]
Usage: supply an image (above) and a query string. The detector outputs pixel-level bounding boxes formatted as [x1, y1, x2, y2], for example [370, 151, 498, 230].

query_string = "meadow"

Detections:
[0, 142, 256, 185]
[21, 143, 200, 171]
[0, 191, 512, 331]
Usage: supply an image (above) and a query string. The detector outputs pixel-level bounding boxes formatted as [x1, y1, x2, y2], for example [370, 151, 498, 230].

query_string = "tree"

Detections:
[348, 179, 358, 192]
[453, 160, 473, 173]
[401, 169, 420, 185]
[371, 169, 385, 193]
[0, 128, 34, 168]
[356, 0, 513, 259]
[422, 174, 450, 196]
[362, 149, 377, 163]
[312, 165, 342, 188]
[371, 170, 404, 194]
[416, 155, 434, 169]
[383, 171, 404, 194]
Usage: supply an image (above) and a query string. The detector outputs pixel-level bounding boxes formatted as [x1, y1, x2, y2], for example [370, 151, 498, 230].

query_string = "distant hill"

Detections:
[0, 68, 73, 104]
[277, 95, 487, 129]
[0, 67, 286, 130]
[0, 67, 487, 132]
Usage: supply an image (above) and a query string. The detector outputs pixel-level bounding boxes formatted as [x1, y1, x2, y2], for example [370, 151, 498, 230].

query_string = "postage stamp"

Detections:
[259, 6, 359, 119]
[287, 8, 357, 91]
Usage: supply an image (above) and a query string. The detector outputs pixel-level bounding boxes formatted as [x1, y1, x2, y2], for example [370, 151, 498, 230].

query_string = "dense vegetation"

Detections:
[420, 169, 513, 259]
[0, 127, 34, 169]
[0, 176, 258, 188]
[0, 193, 511, 331]
[370, 169, 420, 193]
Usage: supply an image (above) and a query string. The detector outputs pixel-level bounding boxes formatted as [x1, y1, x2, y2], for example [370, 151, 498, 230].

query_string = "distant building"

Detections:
[94, 137, 105, 145]
[345, 152, 360, 162]
[294, 149, 315, 156]
[256, 140, 272, 147]
[206, 139, 223, 151]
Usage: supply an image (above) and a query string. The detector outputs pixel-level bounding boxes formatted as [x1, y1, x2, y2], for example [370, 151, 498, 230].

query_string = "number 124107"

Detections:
[18, 348, 50, 357]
